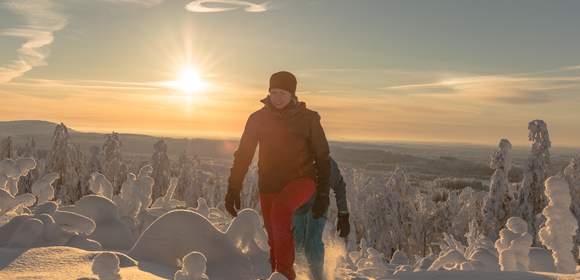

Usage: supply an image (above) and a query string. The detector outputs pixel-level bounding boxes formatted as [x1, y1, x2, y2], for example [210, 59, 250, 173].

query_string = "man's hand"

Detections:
[337, 212, 350, 238]
[311, 193, 329, 219]
[225, 187, 241, 217]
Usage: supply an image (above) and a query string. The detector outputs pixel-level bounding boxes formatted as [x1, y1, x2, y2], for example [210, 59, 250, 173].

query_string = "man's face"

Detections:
[269, 88, 292, 109]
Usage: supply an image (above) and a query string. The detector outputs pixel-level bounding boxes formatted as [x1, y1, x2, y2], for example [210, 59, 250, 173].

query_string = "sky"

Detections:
[1, 0, 579, 147]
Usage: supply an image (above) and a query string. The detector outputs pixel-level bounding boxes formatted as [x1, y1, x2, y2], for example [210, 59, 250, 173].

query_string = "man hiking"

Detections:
[225, 71, 331, 280]
[293, 157, 350, 280]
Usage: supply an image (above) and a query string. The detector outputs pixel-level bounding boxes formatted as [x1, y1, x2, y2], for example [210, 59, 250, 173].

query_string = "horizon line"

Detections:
[2, 119, 580, 150]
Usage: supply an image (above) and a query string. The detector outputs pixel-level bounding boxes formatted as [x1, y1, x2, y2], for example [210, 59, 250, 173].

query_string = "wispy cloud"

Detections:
[101, 0, 271, 13]
[7, 78, 162, 91]
[185, 0, 270, 13]
[561, 65, 580, 71]
[100, 0, 164, 7]
[0, 0, 67, 83]
[382, 65, 580, 104]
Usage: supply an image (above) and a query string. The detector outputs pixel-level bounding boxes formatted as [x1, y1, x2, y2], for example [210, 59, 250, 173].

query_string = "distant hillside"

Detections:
[0, 120, 575, 181]
[0, 120, 236, 160]
[0, 120, 64, 137]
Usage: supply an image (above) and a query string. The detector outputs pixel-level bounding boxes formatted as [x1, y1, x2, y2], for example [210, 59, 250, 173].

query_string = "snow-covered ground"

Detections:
[1, 184, 578, 279]
[0, 240, 578, 279]
[0, 246, 173, 279]
[1, 120, 580, 279]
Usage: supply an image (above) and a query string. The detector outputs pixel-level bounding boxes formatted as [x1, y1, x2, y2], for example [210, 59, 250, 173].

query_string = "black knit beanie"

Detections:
[269, 71, 297, 96]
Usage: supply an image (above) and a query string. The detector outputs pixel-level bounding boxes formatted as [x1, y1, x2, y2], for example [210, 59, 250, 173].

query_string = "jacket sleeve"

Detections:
[309, 112, 331, 197]
[330, 158, 349, 214]
[228, 113, 259, 191]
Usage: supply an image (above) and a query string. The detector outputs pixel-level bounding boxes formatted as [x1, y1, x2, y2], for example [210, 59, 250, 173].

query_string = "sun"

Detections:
[173, 67, 207, 94]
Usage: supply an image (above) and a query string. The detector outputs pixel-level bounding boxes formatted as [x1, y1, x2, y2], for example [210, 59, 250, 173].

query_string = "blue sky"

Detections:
[1, 0, 579, 146]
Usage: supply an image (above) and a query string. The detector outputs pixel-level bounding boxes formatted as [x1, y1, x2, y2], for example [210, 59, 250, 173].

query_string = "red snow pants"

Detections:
[259, 177, 316, 280]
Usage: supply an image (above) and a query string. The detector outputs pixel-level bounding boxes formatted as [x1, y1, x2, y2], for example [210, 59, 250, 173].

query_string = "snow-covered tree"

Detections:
[75, 143, 92, 196]
[89, 172, 114, 199]
[175, 152, 198, 207]
[0, 158, 35, 197]
[16, 137, 37, 158]
[88, 145, 102, 174]
[563, 155, 580, 259]
[197, 169, 220, 207]
[364, 167, 418, 257]
[31, 173, 59, 204]
[102, 132, 124, 194]
[151, 139, 171, 201]
[113, 165, 154, 227]
[46, 123, 83, 204]
[348, 169, 382, 248]
[420, 185, 484, 251]
[16, 137, 39, 195]
[151, 177, 185, 211]
[482, 139, 513, 240]
[0, 136, 14, 160]
[354, 247, 391, 276]
[413, 190, 436, 257]
[451, 187, 485, 243]
[430, 189, 464, 247]
[495, 217, 532, 271]
[538, 176, 578, 274]
[515, 120, 551, 240]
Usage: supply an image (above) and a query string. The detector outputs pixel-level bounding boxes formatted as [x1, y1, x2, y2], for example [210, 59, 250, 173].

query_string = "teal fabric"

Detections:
[292, 158, 347, 280]
[293, 195, 326, 280]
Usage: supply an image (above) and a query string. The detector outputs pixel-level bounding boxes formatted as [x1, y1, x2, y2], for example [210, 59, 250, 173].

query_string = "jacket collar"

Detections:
[260, 96, 306, 119]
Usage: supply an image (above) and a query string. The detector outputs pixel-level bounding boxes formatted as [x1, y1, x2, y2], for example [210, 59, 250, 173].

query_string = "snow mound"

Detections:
[225, 208, 269, 254]
[394, 270, 560, 280]
[428, 249, 467, 271]
[64, 195, 135, 250]
[0, 188, 36, 221]
[528, 247, 556, 273]
[31, 172, 59, 204]
[0, 203, 100, 249]
[413, 254, 436, 272]
[394, 264, 412, 275]
[92, 252, 121, 280]
[89, 172, 114, 200]
[267, 271, 288, 280]
[0, 159, 20, 178]
[192, 198, 210, 218]
[174, 251, 209, 280]
[0, 246, 161, 280]
[353, 247, 394, 277]
[33, 201, 58, 215]
[0, 158, 36, 196]
[52, 210, 96, 235]
[0, 215, 44, 248]
[464, 236, 499, 272]
[390, 250, 410, 266]
[66, 234, 103, 251]
[129, 209, 269, 279]
[151, 177, 185, 210]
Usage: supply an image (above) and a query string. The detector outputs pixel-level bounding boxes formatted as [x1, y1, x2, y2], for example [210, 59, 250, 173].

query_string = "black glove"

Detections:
[311, 193, 329, 219]
[337, 213, 350, 238]
[225, 187, 241, 217]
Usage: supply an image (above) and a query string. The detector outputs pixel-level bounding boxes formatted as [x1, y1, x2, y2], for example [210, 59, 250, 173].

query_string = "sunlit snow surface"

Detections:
[1, 150, 579, 279]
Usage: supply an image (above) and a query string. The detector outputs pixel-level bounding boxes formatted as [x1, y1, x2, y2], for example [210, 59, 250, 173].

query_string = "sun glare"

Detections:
[173, 67, 207, 94]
